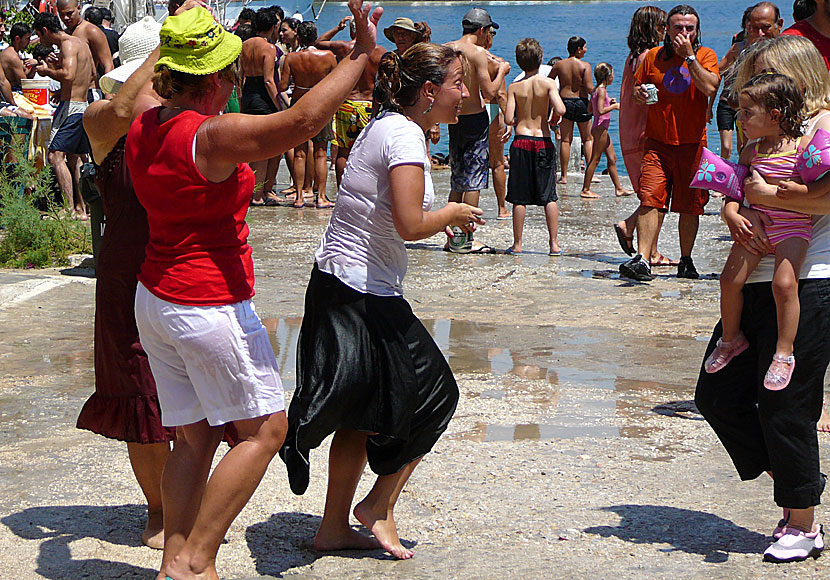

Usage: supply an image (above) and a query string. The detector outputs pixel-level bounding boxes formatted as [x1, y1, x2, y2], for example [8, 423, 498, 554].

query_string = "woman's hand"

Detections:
[743, 167, 777, 204]
[445, 203, 485, 234]
[349, 0, 383, 55]
[728, 205, 773, 255]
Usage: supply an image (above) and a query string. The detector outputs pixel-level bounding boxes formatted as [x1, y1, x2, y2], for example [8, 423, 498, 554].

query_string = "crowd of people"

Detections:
[3, 0, 830, 575]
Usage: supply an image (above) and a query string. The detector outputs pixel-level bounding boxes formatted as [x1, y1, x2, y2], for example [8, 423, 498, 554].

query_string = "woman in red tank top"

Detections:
[124, 4, 383, 579]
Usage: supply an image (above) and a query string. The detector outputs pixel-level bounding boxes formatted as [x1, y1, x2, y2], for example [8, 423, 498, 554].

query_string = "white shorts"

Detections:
[135, 282, 285, 427]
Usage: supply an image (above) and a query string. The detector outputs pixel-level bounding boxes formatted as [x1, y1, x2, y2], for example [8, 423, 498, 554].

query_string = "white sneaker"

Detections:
[763, 524, 824, 563]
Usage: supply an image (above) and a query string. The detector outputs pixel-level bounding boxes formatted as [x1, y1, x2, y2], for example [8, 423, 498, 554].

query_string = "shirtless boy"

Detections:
[56, 0, 113, 86]
[446, 7, 510, 253]
[316, 16, 386, 187]
[505, 38, 566, 256]
[280, 21, 337, 209]
[551, 36, 593, 184]
[1, 23, 35, 90]
[33, 12, 95, 220]
[241, 8, 283, 205]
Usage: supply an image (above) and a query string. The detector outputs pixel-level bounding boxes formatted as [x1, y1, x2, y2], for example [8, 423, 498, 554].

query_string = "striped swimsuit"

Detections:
[750, 144, 813, 249]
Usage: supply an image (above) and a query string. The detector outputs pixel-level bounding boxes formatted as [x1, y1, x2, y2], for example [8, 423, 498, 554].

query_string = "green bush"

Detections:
[0, 136, 91, 268]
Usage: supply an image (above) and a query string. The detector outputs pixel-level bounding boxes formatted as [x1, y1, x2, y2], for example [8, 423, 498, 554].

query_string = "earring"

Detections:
[424, 101, 433, 114]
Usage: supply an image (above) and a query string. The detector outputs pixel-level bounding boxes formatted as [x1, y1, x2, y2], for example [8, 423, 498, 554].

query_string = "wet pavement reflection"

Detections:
[259, 317, 697, 447]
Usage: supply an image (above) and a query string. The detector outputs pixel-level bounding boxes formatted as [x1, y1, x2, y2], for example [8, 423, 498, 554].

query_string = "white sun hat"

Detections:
[100, 17, 162, 94]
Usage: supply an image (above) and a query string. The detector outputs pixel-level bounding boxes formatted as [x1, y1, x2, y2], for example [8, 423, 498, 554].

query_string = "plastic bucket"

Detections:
[21, 79, 50, 106]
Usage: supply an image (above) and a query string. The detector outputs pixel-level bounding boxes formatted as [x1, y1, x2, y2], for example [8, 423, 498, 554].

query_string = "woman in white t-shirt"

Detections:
[695, 36, 830, 563]
[280, 43, 482, 560]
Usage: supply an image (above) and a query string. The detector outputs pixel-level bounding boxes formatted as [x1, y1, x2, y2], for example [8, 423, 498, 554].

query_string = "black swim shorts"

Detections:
[562, 97, 592, 124]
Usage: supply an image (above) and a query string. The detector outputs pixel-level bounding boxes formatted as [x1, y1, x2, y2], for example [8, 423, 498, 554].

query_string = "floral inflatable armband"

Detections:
[689, 147, 747, 202]
[797, 128, 830, 184]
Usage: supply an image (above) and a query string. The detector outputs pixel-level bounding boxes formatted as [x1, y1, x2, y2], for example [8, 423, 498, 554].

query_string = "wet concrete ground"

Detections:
[0, 164, 828, 579]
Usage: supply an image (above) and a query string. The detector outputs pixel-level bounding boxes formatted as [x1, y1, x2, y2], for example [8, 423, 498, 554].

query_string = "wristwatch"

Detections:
[685, 54, 697, 65]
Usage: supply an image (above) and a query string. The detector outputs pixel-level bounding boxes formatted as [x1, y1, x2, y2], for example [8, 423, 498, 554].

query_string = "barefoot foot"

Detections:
[314, 525, 381, 551]
[354, 501, 414, 559]
[615, 189, 634, 197]
[818, 404, 830, 433]
[557, 176, 567, 185]
[580, 189, 600, 199]
[142, 511, 164, 550]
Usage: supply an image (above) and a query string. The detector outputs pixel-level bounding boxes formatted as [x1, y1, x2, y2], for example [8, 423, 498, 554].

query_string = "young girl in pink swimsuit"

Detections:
[705, 74, 821, 390]
[581, 63, 632, 199]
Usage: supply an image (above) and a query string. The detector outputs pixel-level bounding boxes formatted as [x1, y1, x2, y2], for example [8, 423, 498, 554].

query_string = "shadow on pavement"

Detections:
[246, 511, 409, 576]
[1, 504, 157, 579]
[583, 504, 768, 563]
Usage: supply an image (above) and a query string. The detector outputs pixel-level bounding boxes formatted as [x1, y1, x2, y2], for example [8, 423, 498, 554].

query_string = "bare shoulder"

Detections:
[811, 109, 830, 133]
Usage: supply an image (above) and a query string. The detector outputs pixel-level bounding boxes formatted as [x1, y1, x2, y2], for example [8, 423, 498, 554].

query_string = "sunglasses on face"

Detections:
[488, 27, 497, 37]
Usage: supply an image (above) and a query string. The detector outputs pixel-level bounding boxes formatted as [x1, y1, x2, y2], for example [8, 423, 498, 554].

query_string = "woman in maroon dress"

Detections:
[77, 20, 172, 549]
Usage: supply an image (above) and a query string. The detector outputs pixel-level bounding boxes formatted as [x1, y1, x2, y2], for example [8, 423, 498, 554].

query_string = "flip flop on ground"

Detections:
[650, 255, 679, 267]
[613, 223, 634, 256]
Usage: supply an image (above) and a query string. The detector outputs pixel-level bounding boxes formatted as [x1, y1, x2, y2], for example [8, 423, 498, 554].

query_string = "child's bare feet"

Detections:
[141, 510, 164, 550]
[313, 523, 381, 551]
[818, 404, 830, 433]
[354, 500, 413, 559]
[580, 189, 600, 199]
[557, 176, 568, 185]
[615, 189, 633, 197]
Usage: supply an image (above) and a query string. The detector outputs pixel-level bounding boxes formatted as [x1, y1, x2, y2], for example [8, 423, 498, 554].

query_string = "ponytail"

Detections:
[374, 43, 461, 114]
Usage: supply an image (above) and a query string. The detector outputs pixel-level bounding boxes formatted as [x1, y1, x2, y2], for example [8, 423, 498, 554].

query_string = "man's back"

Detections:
[553, 57, 591, 98]
[315, 38, 383, 100]
[241, 37, 276, 76]
[286, 48, 336, 100]
[353, 46, 385, 100]
[510, 74, 559, 137]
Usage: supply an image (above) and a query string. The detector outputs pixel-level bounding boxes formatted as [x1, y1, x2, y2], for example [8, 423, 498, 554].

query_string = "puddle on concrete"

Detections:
[453, 421, 617, 442]
[452, 421, 661, 442]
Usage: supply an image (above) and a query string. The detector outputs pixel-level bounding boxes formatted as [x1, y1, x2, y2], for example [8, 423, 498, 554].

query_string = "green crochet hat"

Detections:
[156, 7, 241, 75]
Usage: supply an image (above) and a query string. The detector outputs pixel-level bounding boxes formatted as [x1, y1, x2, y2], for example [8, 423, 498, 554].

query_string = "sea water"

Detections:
[231, 0, 773, 168]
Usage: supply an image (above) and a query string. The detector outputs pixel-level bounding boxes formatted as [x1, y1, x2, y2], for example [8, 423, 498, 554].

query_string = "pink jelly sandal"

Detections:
[704, 333, 749, 374]
[764, 354, 795, 391]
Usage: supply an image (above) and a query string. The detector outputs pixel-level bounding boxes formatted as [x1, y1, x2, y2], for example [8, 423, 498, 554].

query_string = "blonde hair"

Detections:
[153, 61, 241, 99]
[732, 35, 830, 117]
[594, 62, 613, 86]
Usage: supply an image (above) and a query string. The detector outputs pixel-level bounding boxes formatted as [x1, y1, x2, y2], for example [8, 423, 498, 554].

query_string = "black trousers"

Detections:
[695, 279, 830, 509]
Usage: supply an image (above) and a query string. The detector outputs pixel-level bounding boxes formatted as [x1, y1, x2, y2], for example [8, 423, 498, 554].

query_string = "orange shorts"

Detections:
[638, 139, 709, 215]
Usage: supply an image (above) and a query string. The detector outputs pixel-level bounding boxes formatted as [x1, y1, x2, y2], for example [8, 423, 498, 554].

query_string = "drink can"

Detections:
[448, 227, 473, 253]
[643, 83, 658, 105]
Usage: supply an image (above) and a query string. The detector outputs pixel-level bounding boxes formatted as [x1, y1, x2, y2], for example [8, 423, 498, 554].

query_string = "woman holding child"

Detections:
[124, 2, 382, 578]
[695, 34, 830, 563]
[279, 42, 481, 560]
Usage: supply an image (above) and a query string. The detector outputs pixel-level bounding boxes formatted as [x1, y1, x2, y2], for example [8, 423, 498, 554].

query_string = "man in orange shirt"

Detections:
[620, 4, 719, 281]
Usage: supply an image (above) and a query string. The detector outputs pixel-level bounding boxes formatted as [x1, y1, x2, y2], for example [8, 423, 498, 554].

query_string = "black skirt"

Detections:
[279, 264, 459, 495]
